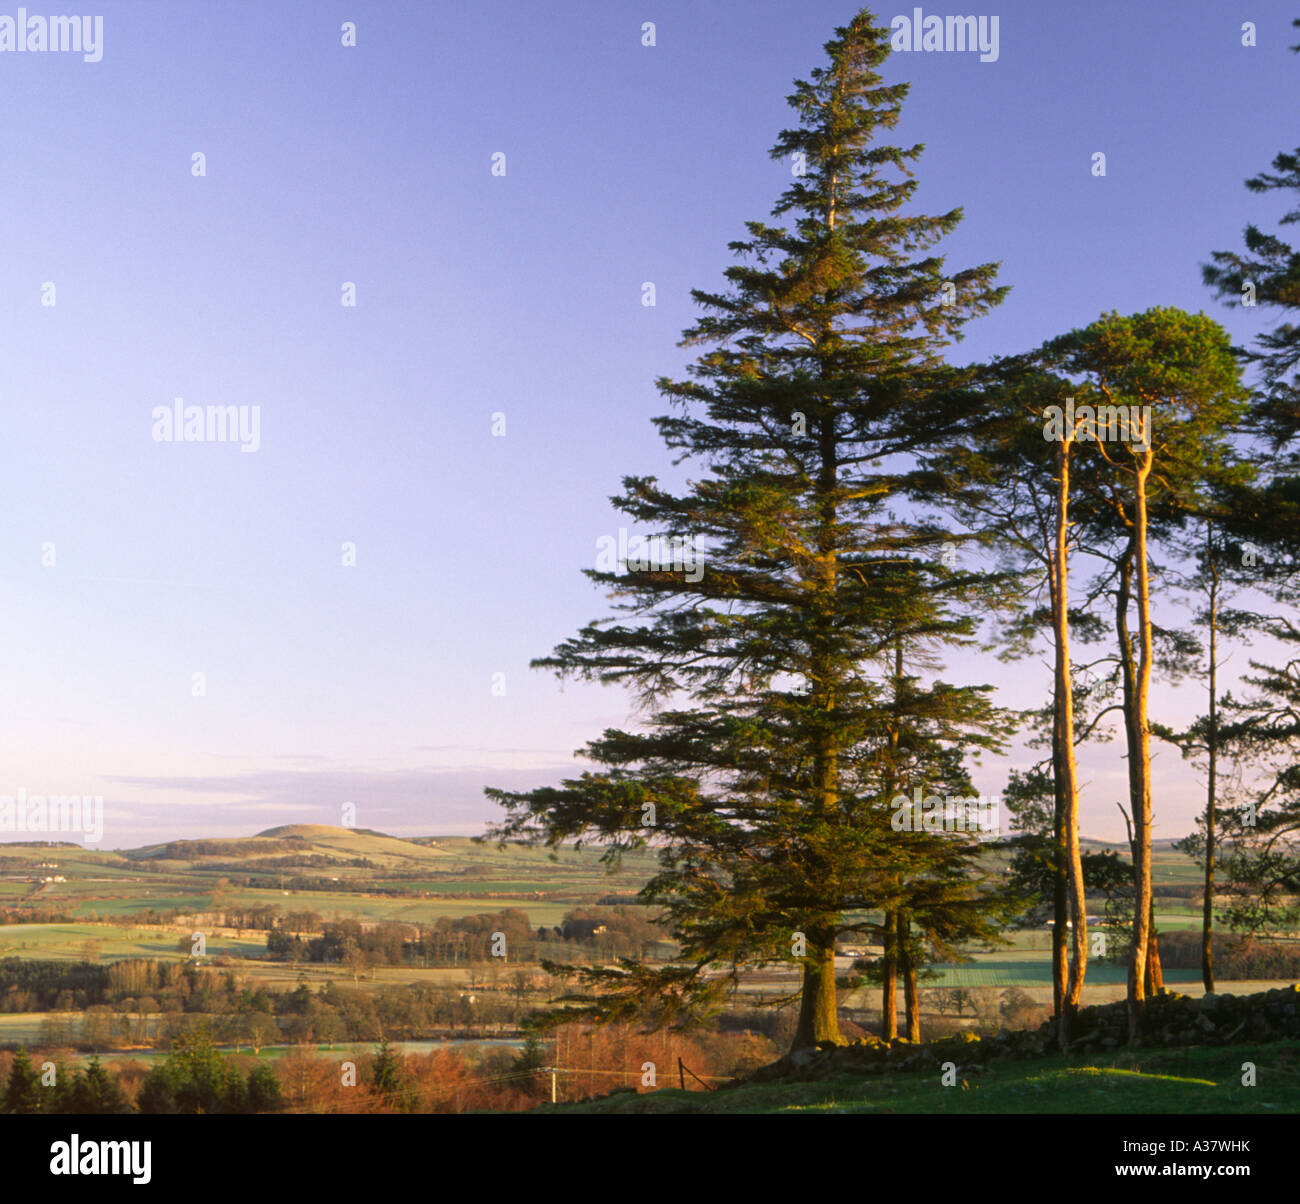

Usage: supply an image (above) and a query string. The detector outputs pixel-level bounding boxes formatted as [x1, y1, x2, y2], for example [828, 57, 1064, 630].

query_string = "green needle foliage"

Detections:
[486, 9, 1011, 1052]
[2, 1048, 43, 1114]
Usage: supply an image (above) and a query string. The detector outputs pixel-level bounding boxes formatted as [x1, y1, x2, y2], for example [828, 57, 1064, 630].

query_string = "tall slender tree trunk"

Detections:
[1053, 436, 1087, 1048]
[1203, 521, 1218, 994]
[904, 965, 920, 1042]
[1147, 903, 1163, 994]
[1127, 449, 1156, 1041]
[1120, 809, 1163, 996]
[1115, 550, 1144, 1034]
[881, 909, 898, 1040]
[900, 911, 920, 1042]
[881, 638, 904, 1042]
[1052, 711, 1068, 1021]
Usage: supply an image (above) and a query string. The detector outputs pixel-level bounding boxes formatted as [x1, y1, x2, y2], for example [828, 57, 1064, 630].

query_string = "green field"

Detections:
[219, 890, 577, 926]
[1, 827, 657, 937]
[0, 923, 269, 962]
[0, 1013, 64, 1043]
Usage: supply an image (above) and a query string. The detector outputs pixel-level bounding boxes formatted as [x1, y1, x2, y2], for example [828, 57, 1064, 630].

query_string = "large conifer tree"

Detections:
[486, 9, 1007, 1051]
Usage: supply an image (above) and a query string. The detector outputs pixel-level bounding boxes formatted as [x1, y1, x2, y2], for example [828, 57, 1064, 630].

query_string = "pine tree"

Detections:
[1155, 523, 1260, 994]
[148, 1027, 231, 1114]
[486, 8, 1007, 1052]
[1038, 308, 1246, 1039]
[135, 1064, 181, 1114]
[370, 1038, 412, 1111]
[3, 1048, 43, 1114]
[70, 1056, 131, 1115]
[245, 1064, 284, 1114]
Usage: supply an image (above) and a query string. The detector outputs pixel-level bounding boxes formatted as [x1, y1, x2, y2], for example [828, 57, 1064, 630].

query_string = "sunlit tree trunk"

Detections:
[881, 910, 898, 1040]
[900, 912, 920, 1042]
[1053, 434, 1087, 1048]
[1127, 448, 1155, 1040]
[1203, 521, 1219, 994]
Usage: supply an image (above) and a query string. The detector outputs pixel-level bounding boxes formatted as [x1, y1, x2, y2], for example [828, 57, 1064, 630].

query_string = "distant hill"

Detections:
[1080, 836, 1187, 854]
[0, 824, 1195, 918]
[255, 824, 387, 839]
[115, 825, 464, 872]
[0, 828, 1195, 863]
[0, 827, 1199, 898]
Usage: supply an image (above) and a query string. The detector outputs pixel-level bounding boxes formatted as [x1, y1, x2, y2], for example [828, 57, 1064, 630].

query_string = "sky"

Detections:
[0, 0, 1295, 848]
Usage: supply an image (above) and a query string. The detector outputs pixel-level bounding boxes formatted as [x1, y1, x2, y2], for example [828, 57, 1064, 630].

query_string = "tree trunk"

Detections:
[793, 934, 842, 1049]
[881, 909, 898, 1041]
[1128, 450, 1155, 1041]
[1147, 903, 1163, 994]
[797, 387, 843, 1052]
[881, 639, 905, 1043]
[1115, 548, 1144, 1038]
[900, 911, 920, 1042]
[1052, 721, 1068, 1020]
[1203, 521, 1218, 994]
[1053, 436, 1087, 1048]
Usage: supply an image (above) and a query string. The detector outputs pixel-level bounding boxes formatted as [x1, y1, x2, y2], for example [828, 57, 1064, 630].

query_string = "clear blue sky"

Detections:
[1, 1, 1295, 846]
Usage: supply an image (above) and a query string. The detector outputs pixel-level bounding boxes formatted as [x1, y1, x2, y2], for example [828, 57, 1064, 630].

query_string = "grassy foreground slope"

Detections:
[545, 1044, 1300, 1114]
